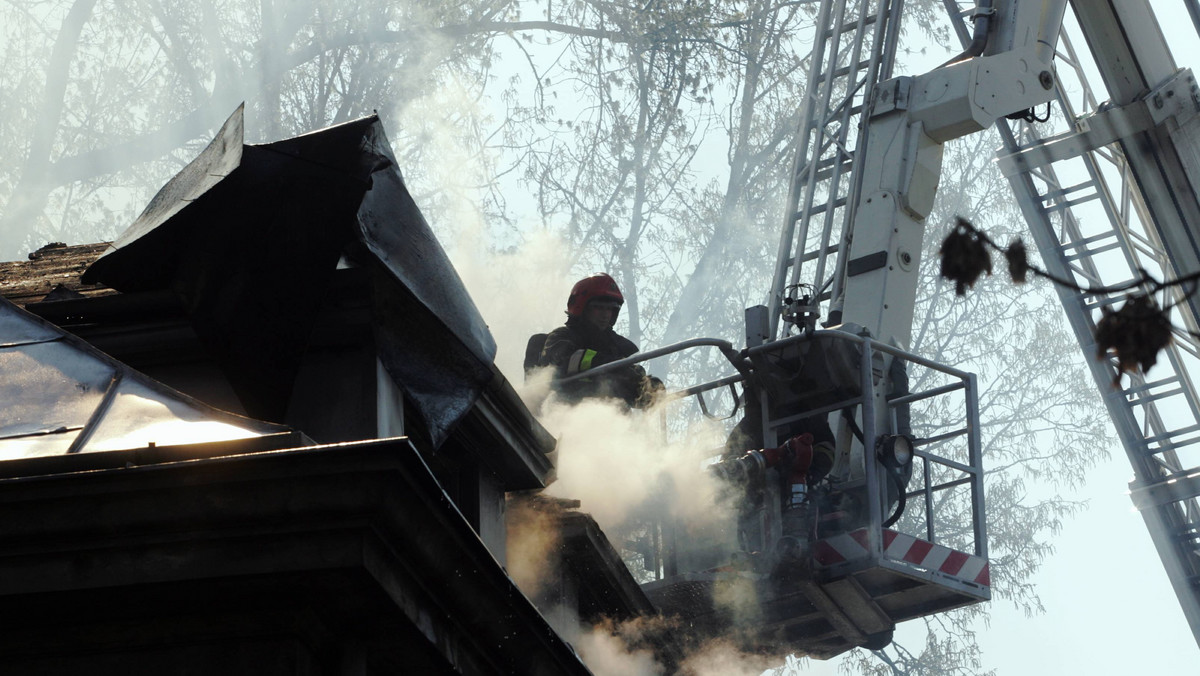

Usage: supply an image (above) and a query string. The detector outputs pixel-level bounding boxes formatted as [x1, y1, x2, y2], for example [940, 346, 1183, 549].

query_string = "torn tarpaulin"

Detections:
[83, 105, 496, 447]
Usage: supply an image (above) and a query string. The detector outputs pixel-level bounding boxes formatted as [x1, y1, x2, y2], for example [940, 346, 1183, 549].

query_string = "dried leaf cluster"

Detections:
[938, 217, 1029, 295]
[938, 217, 1188, 386]
[1094, 294, 1173, 386]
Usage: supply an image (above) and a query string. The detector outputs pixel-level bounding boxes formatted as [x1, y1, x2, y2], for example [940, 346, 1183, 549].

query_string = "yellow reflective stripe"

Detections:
[580, 349, 598, 371]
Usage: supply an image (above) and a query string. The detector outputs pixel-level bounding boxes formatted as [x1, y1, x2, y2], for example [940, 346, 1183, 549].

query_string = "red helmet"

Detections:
[567, 273, 624, 317]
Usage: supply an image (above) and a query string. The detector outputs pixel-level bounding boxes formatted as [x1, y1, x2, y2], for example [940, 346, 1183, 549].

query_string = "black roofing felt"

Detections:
[82, 105, 497, 447]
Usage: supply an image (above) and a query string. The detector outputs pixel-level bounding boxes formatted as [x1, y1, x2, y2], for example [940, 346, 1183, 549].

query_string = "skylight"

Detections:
[0, 298, 289, 460]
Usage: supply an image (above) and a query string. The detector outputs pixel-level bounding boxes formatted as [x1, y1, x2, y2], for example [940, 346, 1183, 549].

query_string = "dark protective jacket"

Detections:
[537, 317, 645, 406]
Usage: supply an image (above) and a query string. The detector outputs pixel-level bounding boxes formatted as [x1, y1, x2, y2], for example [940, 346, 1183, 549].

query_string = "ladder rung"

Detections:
[830, 59, 873, 80]
[1172, 519, 1200, 541]
[792, 144, 850, 182]
[1145, 441, 1197, 465]
[797, 243, 841, 265]
[1146, 422, 1200, 446]
[813, 163, 853, 184]
[1059, 230, 1118, 252]
[824, 13, 878, 39]
[1125, 386, 1185, 407]
[1122, 376, 1180, 396]
[781, 242, 842, 270]
[1064, 240, 1122, 263]
[1146, 436, 1200, 458]
[816, 153, 849, 172]
[793, 195, 848, 221]
[1043, 191, 1101, 212]
[1041, 179, 1096, 202]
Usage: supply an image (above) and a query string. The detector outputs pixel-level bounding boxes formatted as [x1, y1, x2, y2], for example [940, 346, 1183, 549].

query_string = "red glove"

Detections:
[760, 433, 815, 477]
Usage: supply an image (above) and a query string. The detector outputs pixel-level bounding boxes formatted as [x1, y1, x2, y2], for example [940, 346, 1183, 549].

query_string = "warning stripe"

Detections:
[849, 529, 869, 550]
[813, 528, 990, 587]
[940, 550, 969, 576]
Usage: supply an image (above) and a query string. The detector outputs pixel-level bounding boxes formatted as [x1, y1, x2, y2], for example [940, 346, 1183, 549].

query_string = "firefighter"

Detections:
[537, 273, 663, 408]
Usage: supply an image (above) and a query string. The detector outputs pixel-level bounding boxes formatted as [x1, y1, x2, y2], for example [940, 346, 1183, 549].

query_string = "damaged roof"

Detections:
[0, 242, 112, 307]
[77, 104, 497, 446]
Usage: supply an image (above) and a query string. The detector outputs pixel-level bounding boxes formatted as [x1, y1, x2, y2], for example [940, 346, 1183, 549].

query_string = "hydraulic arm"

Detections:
[758, 1, 1069, 530]
[812, 0, 1068, 350]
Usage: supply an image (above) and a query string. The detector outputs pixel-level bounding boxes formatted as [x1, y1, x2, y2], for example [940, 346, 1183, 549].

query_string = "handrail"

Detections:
[550, 326, 986, 557]
[555, 337, 744, 384]
[663, 373, 745, 402]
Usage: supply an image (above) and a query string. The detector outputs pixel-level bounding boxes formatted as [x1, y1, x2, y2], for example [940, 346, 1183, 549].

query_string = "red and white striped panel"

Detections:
[813, 528, 990, 587]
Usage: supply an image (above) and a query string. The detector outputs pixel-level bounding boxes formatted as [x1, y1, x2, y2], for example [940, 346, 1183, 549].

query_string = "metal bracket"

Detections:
[996, 102, 1156, 176]
[871, 77, 912, 118]
[998, 68, 1200, 177]
[1145, 68, 1200, 127]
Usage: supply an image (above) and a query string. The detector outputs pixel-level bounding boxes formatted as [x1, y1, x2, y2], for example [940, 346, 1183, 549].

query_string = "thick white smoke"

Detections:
[413, 81, 811, 676]
[573, 619, 664, 676]
[537, 396, 729, 533]
[451, 228, 578, 382]
[571, 615, 792, 676]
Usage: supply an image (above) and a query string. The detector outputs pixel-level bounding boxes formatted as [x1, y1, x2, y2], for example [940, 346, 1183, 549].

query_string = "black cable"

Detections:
[841, 406, 865, 445]
[1029, 101, 1052, 123]
[1005, 101, 1051, 124]
[882, 469, 908, 528]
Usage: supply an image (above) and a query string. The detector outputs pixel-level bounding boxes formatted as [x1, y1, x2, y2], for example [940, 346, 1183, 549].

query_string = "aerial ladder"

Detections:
[763, 0, 1200, 651]
[560, 0, 1200, 656]
[988, 0, 1200, 646]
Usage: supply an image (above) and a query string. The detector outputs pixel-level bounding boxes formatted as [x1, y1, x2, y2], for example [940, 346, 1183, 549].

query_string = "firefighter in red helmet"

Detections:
[537, 273, 662, 407]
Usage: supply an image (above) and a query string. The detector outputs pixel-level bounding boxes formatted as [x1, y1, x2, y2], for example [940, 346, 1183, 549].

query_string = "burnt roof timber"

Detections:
[0, 242, 112, 307]
[510, 493, 657, 622]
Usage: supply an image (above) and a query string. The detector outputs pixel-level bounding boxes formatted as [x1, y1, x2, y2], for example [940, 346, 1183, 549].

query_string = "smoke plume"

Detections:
[422, 100, 800, 676]
[537, 396, 729, 532]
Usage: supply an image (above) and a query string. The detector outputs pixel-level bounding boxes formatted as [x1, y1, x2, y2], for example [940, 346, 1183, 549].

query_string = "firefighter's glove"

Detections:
[780, 433, 815, 468]
[611, 364, 645, 404]
[634, 374, 667, 409]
